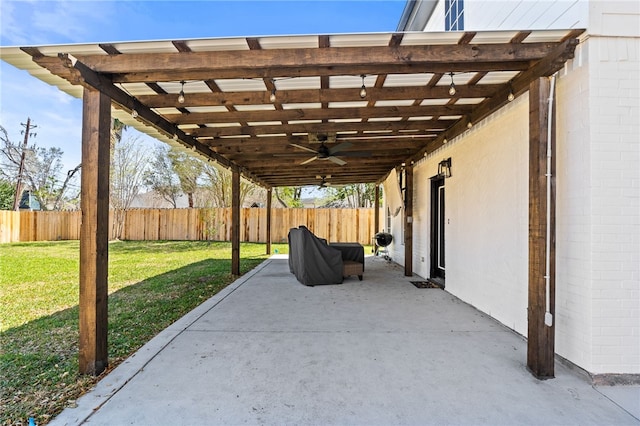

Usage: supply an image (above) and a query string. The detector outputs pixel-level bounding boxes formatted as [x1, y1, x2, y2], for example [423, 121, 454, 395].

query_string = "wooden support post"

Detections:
[374, 184, 380, 233]
[266, 188, 272, 254]
[528, 77, 556, 379]
[79, 88, 111, 375]
[231, 167, 241, 275]
[404, 164, 413, 277]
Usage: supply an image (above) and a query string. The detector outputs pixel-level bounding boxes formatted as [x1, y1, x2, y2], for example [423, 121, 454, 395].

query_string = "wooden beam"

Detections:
[190, 120, 454, 138]
[168, 104, 473, 125]
[112, 61, 531, 83]
[266, 189, 272, 255]
[75, 43, 560, 75]
[136, 85, 499, 108]
[404, 164, 413, 277]
[527, 77, 556, 379]
[78, 88, 111, 376]
[231, 167, 241, 275]
[203, 133, 433, 154]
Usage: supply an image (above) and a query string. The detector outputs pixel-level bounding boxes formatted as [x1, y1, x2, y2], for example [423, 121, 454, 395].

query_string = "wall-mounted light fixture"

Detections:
[438, 157, 452, 178]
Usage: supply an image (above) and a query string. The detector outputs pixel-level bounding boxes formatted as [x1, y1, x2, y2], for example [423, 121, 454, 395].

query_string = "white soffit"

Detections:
[383, 73, 432, 87]
[282, 103, 322, 110]
[214, 79, 266, 92]
[117, 83, 158, 96]
[328, 101, 369, 109]
[330, 75, 376, 89]
[110, 41, 177, 54]
[400, 31, 462, 45]
[471, 31, 520, 44]
[374, 100, 416, 107]
[233, 104, 276, 111]
[479, 71, 520, 84]
[329, 33, 391, 47]
[524, 30, 573, 43]
[185, 38, 250, 51]
[258, 35, 319, 49]
[185, 106, 229, 113]
[455, 98, 486, 105]
[275, 76, 320, 90]
[159, 81, 212, 94]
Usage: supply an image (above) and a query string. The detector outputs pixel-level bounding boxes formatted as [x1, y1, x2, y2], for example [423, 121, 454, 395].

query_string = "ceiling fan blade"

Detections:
[290, 143, 317, 154]
[328, 156, 347, 166]
[301, 156, 318, 165]
[328, 142, 352, 155]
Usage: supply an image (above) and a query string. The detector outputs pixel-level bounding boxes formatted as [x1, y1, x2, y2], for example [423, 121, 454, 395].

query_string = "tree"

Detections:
[110, 135, 150, 239]
[201, 163, 256, 207]
[168, 148, 204, 208]
[323, 183, 378, 208]
[273, 186, 303, 208]
[0, 179, 14, 210]
[0, 125, 80, 210]
[145, 146, 181, 208]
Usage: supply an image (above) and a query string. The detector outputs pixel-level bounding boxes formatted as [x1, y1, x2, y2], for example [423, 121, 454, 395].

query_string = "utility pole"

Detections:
[12, 118, 37, 211]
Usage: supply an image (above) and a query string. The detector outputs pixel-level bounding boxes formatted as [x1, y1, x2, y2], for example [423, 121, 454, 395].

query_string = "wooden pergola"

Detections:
[1, 29, 582, 379]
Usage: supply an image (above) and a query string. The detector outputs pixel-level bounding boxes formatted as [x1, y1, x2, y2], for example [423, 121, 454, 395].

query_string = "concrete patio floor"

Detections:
[52, 255, 639, 425]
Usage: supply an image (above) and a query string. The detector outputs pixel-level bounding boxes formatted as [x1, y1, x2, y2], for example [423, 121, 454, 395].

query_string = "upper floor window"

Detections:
[445, 0, 464, 31]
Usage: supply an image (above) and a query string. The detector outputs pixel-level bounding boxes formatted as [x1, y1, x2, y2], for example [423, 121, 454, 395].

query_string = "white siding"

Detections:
[423, 0, 588, 31]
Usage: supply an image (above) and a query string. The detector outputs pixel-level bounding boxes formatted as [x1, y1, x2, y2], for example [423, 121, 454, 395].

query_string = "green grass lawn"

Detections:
[0, 240, 288, 425]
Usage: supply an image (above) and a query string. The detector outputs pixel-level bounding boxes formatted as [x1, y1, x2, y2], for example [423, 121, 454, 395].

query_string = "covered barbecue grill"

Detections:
[373, 232, 393, 259]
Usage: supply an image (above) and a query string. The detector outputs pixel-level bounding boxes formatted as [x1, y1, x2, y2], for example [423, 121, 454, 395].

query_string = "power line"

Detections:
[12, 118, 37, 211]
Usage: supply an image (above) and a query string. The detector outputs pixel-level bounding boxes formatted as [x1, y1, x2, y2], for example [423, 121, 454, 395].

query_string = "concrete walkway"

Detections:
[52, 256, 639, 425]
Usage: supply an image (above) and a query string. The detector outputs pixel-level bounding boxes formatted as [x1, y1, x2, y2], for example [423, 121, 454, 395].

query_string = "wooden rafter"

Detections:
[16, 30, 583, 188]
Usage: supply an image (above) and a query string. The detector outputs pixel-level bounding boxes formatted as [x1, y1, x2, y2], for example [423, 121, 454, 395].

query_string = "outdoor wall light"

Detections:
[438, 157, 452, 178]
[270, 87, 277, 103]
[359, 75, 367, 98]
[178, 81, 186, 104]
[448, 72, 456, 96]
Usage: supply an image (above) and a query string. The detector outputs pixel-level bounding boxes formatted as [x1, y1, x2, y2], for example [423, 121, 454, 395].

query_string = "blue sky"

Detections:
[0, 0, 405, 175]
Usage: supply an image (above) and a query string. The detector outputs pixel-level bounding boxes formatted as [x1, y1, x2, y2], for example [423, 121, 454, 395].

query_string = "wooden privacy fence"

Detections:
[0, 208, 379, 245]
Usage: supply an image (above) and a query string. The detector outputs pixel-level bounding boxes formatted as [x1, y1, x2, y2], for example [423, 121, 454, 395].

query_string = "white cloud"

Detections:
[1, 0, 118, 45]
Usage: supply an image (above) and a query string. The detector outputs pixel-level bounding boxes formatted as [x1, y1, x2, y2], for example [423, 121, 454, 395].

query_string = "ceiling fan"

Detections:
[291, 141, 352, 166]
[289, 133, 371, 166]
[316, 175, 331, 188]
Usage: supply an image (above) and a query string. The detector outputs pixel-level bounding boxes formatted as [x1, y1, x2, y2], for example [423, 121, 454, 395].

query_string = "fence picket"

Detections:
[0, 208, 380, 245]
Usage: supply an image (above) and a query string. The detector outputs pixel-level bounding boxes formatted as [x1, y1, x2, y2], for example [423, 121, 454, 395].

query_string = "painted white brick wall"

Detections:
[404, 0, 640, 376]
[585, 34, 640, 374]
[412, 98, 530, 336]
[556, 41, 595, 371]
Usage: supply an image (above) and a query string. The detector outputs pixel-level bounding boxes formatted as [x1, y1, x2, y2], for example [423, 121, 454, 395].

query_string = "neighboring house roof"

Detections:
[18, 190, 40, 211]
